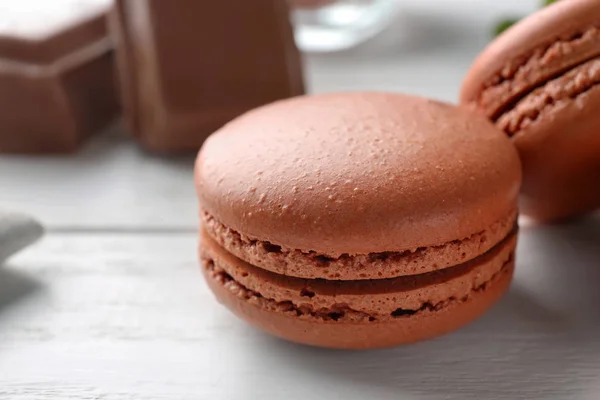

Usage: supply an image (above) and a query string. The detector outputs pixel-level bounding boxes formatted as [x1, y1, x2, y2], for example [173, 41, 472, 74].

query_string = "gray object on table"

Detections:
[0, 211, 44, 264]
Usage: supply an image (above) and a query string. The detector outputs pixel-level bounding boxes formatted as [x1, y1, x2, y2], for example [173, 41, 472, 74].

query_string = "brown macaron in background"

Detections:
[195, 92, 522, 349]
[461, 0, 600, 222]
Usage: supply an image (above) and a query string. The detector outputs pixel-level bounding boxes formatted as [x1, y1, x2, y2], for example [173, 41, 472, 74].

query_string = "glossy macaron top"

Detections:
[460, 0, 600, 118]
[195, 92, 520, 256]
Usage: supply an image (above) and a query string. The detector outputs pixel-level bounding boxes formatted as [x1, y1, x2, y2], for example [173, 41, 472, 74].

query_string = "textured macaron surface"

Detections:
[196, 92, 520, 257]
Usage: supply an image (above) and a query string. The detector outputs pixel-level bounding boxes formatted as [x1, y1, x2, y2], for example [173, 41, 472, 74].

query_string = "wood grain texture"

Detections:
[0, 218, 599, 399]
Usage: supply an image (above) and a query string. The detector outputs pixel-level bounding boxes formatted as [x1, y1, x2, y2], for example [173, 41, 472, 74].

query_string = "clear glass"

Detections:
[290, 0, 400, 53]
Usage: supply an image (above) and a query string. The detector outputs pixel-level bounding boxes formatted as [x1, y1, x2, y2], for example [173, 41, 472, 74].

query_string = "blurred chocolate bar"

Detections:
[0, 0, 119, 153]
[110, 0, 305, 152]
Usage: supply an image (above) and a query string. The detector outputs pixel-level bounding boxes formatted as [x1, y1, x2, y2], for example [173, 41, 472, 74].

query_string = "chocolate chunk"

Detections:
[0, 1, 120, 153]
[110, 0, 305, 152]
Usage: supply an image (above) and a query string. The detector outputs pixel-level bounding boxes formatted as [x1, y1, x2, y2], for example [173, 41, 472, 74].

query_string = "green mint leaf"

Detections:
[494, 19, 518, 36]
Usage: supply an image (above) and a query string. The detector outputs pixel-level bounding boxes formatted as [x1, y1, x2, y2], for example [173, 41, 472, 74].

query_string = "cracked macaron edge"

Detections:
[201, 208, 518, 280]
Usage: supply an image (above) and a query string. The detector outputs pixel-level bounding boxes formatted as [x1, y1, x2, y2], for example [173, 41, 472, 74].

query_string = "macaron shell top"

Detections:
[196, 92, 521, 256]
[460, 0, 600, 118]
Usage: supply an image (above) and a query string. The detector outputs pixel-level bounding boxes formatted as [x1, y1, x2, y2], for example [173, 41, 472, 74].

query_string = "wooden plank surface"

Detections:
[1, 219, 599, 399]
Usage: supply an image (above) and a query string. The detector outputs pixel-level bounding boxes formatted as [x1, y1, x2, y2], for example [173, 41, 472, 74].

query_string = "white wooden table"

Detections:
[2, 1, 599, 399]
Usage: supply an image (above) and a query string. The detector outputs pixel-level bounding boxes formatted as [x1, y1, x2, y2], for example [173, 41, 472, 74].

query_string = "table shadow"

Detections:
[0, 266, 41, 314]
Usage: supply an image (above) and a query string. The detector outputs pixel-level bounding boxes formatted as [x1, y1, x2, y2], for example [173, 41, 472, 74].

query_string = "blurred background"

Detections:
[0, 0, 542, 230]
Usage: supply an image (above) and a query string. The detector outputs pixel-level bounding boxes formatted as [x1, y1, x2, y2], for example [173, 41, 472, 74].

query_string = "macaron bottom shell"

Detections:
[202, 258, 514, 350]
[201, 232, 517, 349]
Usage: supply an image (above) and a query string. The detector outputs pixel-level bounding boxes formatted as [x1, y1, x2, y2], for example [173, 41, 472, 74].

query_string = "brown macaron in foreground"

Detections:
[461, 0, 600, 222]
[195, 92, 522, 349]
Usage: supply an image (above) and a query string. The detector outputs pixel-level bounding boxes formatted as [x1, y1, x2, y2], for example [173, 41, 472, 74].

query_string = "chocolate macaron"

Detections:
[461, 0, 600, 222]
[196, 92, 521, 349]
